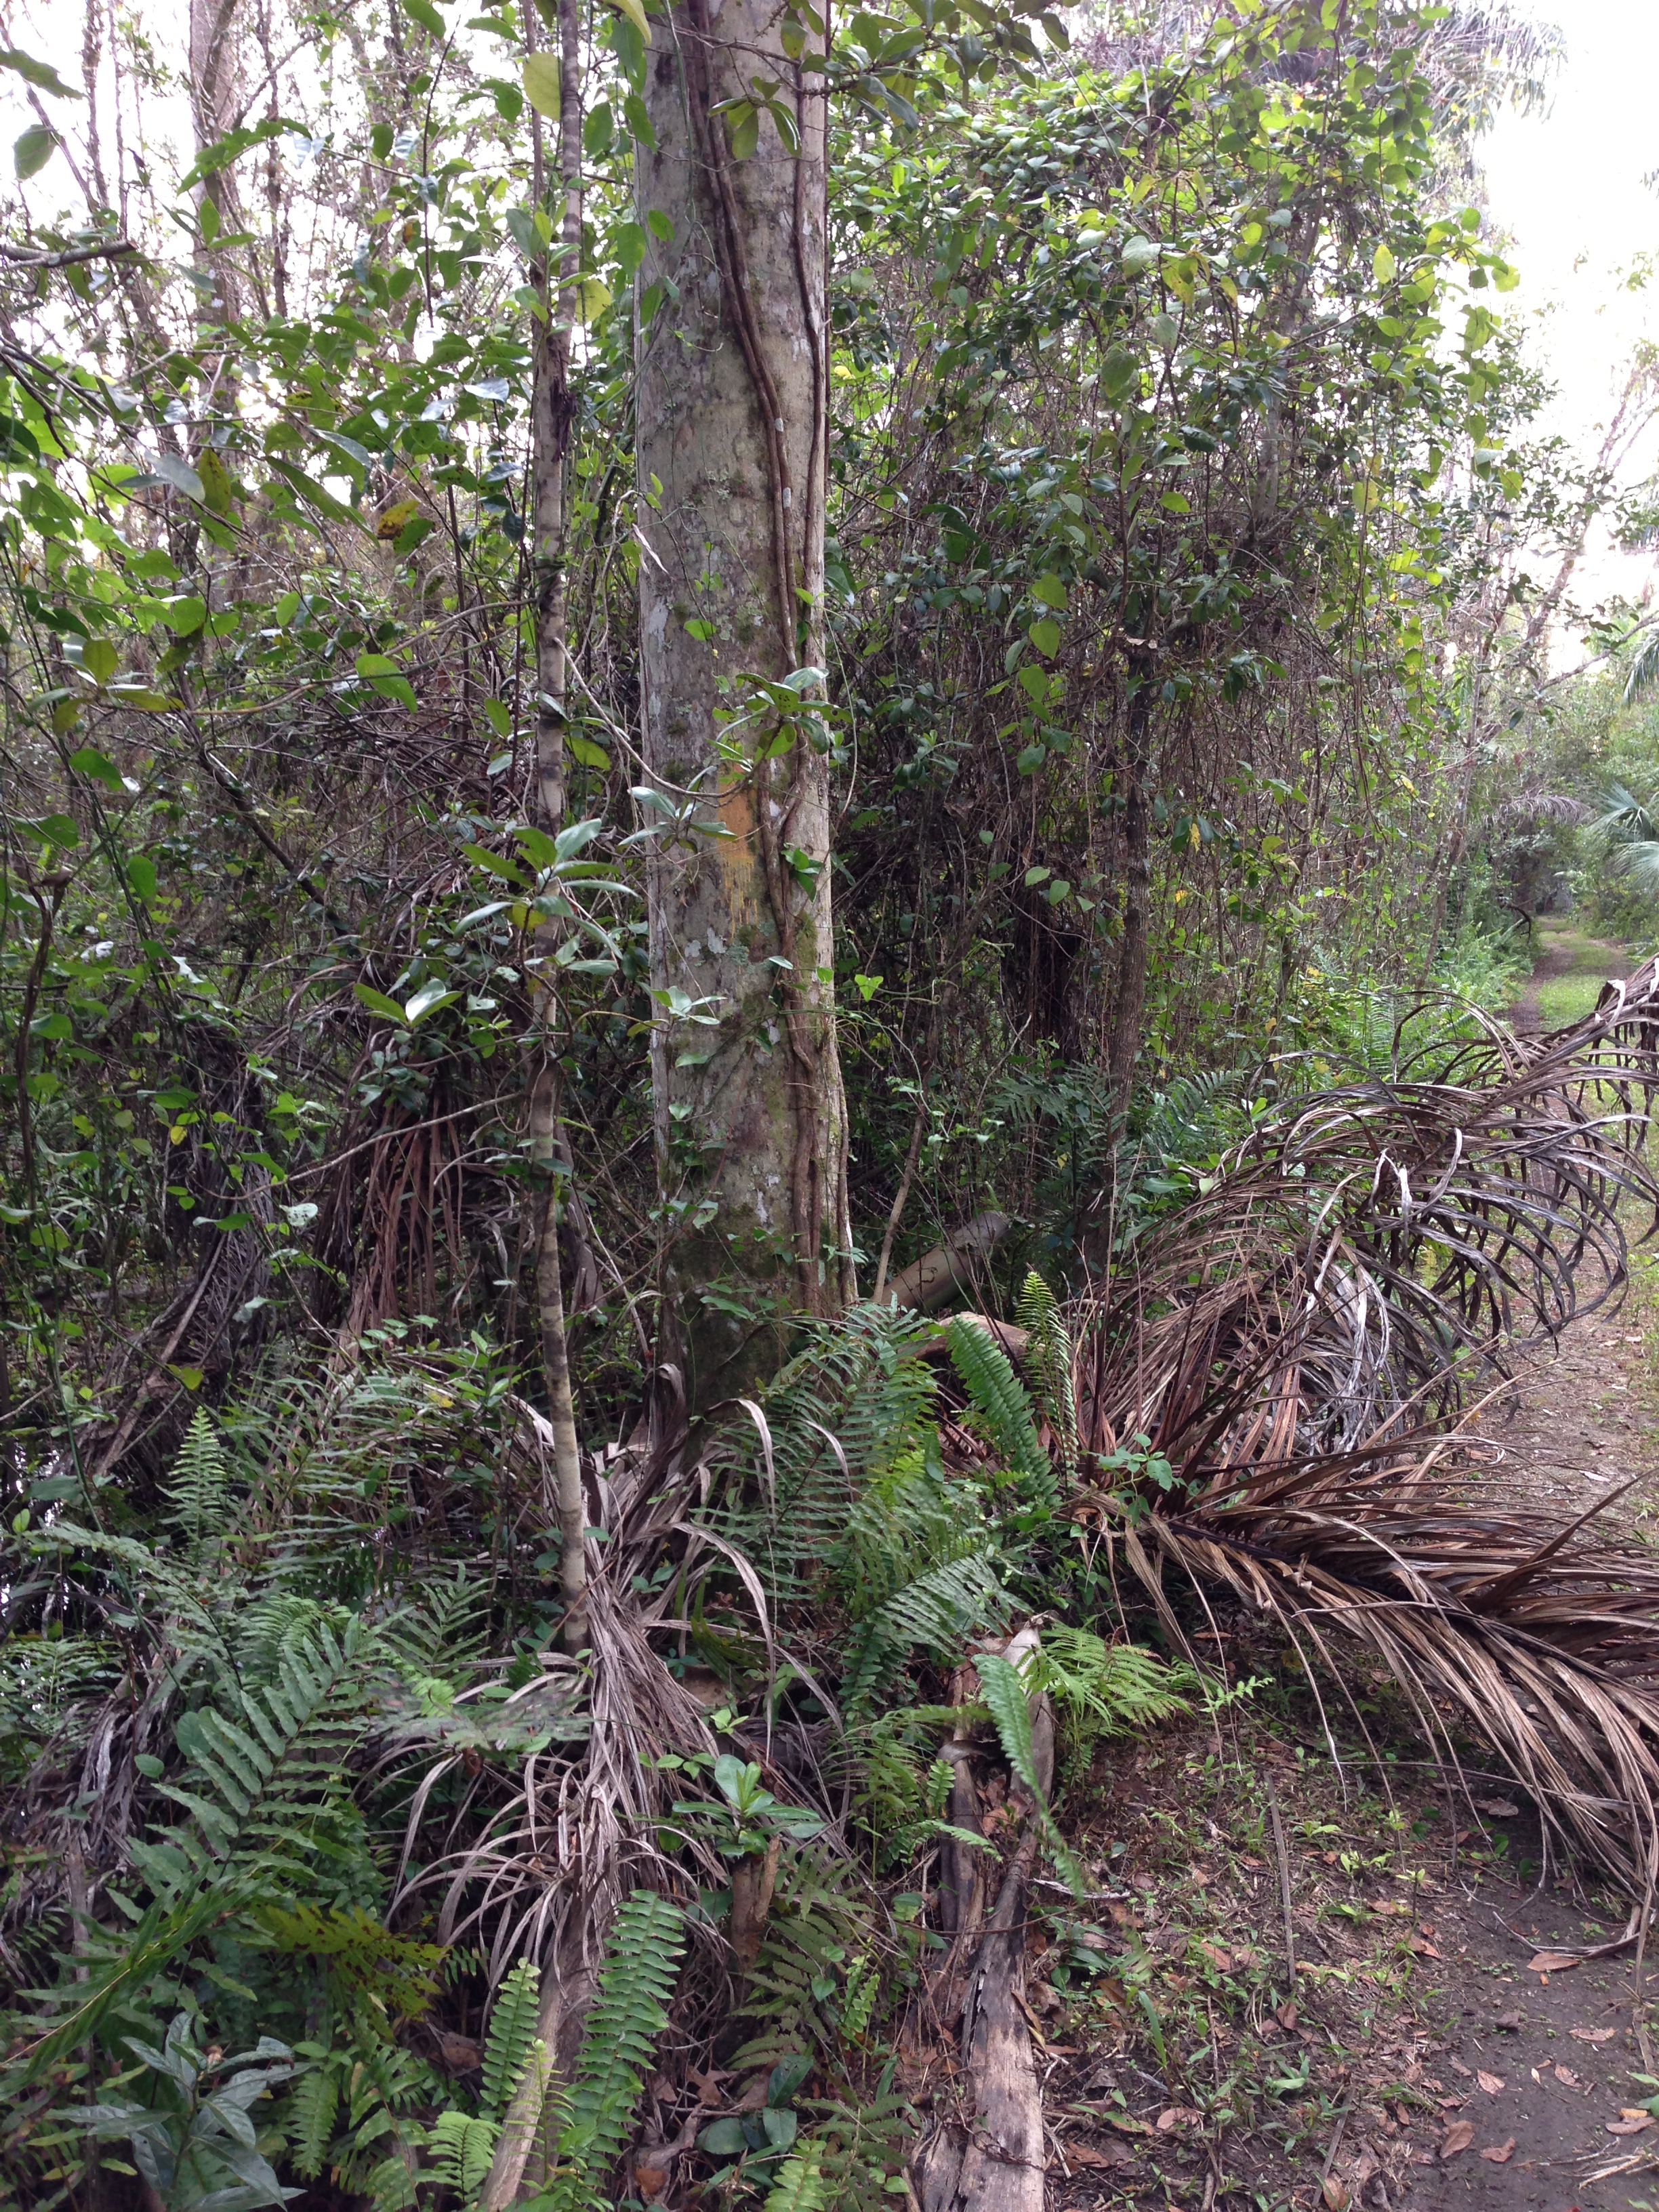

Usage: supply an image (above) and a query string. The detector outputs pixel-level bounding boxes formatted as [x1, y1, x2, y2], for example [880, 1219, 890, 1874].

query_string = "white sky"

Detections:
[1480, 0, 1659, 629]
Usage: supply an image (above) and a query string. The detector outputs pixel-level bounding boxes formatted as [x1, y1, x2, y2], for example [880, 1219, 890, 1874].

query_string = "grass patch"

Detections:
[1526, 921, 1630, 1028]
[1534, 972, 1611, 1026]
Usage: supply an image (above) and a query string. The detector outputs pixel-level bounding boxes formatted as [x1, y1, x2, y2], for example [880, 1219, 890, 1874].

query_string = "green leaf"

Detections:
[1030, 573, 1067, 610]
[127, 855, 159, 905]
[602, 0, 652, 43]
[523, 53, 561, 119]
[405, 0, 447, 33]
[568, 732, 611, 769]
[80, 638, 119, 685]
[354, 983, 408, 1023]
[977, 1652, 1084, 1896]
[1028, 619, 1061, 659]
[1373, 241, 1396, 284]
[68, 745, 123, 791]
[161, 594, 207, 636]
[19, 813, 79, 848]
[404, 981, 459, 1024]
[0, 45, 84, 98]
[155, 453, 205, 503]
[14, 124, 59, 180]
[1100, 344, 1139, 403]
[724, 100, 759, 159]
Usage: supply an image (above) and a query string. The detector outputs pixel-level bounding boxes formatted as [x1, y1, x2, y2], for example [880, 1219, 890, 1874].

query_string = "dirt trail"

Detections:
[1510, 924, 1633, 1036]
[1036, 934, 1659, 2212]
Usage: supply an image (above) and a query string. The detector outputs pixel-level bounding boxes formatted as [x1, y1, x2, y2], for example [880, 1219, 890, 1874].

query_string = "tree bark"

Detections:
[528, 0, 582, 829]
[636, 0, 851, 1406]
[1107, 668, 1155, 1118]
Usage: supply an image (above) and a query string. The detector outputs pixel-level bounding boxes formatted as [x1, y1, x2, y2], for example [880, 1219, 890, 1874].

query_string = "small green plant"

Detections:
[66, 2013, 296, 2211]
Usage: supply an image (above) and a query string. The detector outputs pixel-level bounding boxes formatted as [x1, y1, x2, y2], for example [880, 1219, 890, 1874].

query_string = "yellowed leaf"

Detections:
[602, 0, 651, 41]
[521, 52, 561, 119]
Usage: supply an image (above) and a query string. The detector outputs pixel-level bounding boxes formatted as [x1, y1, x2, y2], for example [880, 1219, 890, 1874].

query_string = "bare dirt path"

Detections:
[1037, 935, 1659, 2212]
[1511, 922, 1634, 1036]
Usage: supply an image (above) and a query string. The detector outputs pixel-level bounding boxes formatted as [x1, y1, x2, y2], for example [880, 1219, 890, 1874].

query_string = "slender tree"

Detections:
[636, 0, 852, 1404]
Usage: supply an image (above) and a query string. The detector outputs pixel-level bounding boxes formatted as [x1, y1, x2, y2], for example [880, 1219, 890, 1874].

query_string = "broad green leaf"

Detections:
[405, 0, 447, 34]
[405, 981, 460, 1024]
[197, 448, 241, 516]
[0, 46, 83, 99]
[81, 638, 119, 685]
[155, 453, 205, 502]
[523, 54, 562, 119]
[19, 813, 79, 848]
[68, 745, 123, 790]
[568, 732, 611, 769]
[575, 276, 611, 321]
[161, 595, 207, 636]
[602, 0, 651, 44]
[354, 983, 408, 1023]
[127, 855, 159, 905]
[14, 125, 58, 180]
[1028, 618, 1061, 659]
[1373, 242, 1396, 284]
[1099, 344, 1139, 403]
[1030, 573, 1067, 611]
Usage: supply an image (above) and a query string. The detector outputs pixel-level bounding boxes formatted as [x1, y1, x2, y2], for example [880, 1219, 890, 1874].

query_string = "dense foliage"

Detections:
[1, 0, 1631, 2206]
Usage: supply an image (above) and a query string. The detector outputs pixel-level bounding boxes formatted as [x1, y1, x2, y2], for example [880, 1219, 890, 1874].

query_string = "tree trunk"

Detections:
[523, 0, 586, 1654]
[1107, 669, 1155, 1118]
[636, 0, 851, 1406]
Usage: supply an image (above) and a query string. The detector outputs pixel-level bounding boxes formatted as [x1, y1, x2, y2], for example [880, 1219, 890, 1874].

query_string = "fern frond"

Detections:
[154, 1618, 374, 1898]
[1035, 1629, 1191, 1749]
[839, 1546, 1004, 1715]
[428, 2110, 499, 2205]
[976, 1652, 1083, 1896]
[945, 1317, 1051, 1496]
[165, 1407, 232, 1561]
[480, 1959, 541, 2118]
[546, 1891, 685, 2207]
[1015, 1270, 1078, 1483]
[764, 2141, 827, 2211]
[290, 2065, 340, 2180]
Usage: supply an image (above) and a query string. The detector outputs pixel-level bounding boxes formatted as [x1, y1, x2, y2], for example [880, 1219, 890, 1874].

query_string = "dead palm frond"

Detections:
[1067, 958, 1659, 1909]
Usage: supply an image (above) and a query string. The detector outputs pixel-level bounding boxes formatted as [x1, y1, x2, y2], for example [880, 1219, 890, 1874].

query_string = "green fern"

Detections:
[428, 2109, 500, 2204]
[730, 1850, 863, 2072]
[834, 1437, 1007, 1713]
[1015, 1270, 1078, 1483]
[250, 1903, 444, 2022]
[1033, 1627, 1191, 1776]
[764, 2140, 827, 2211]
[165, 1407, 232, 1560]
[480, 1959, 541, 2118]
[290, 2064, 340, 2181]
[544, 1891, 686, 2207]
[977, 1652, 1083, 1896]
[132, 1617, 373, 1904]
[945, 1316, 1052, 1498]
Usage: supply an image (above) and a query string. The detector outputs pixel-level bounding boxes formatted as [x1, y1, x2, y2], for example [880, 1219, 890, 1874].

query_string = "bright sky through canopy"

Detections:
[1481, 0, 1659, 623]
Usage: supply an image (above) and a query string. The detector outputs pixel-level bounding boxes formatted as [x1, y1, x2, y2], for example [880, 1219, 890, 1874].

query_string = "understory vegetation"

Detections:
[12, 0, 1659, 2207]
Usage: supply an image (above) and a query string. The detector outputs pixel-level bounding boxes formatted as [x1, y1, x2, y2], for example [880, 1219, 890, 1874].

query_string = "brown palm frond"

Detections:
[1066, 961, 1659, 1909]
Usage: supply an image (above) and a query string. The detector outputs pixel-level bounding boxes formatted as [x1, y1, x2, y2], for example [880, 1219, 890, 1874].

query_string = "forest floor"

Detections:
[1025, 928, 1659, 2212]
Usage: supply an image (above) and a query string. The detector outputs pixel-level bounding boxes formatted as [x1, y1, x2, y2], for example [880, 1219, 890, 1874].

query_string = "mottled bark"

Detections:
[529, 0, 583, 830]
[1107, 670, 1155, 1116]
[636, 0, 851, 1404]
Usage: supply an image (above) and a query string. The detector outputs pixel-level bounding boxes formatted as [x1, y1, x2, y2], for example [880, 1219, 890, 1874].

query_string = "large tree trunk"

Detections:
[1107, 669, 1155, 1118]
[636, 0, 851, 1406]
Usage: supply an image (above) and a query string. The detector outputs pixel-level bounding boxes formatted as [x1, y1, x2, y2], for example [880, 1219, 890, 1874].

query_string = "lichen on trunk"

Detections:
[636, 0, 852, 1405]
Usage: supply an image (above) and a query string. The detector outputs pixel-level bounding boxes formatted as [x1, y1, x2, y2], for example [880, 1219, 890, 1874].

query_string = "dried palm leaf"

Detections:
[1064, 961, 1659, 1915]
